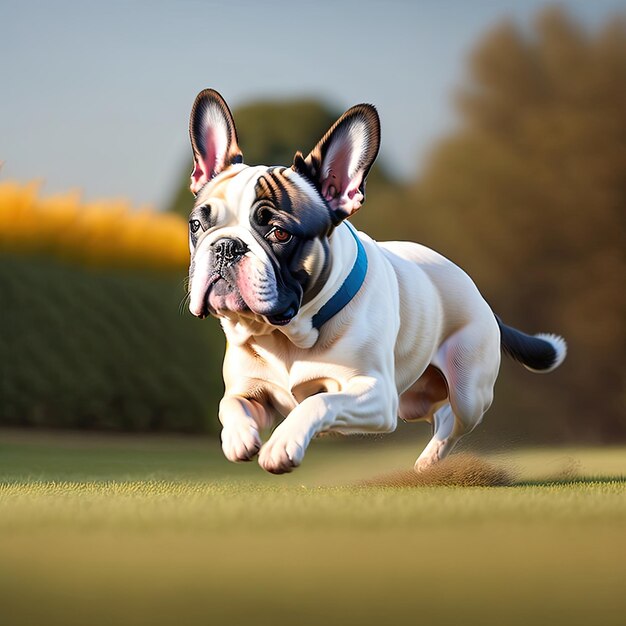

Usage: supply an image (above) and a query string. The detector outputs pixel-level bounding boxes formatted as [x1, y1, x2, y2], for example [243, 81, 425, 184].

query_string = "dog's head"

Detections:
[187, 89, 380, 327]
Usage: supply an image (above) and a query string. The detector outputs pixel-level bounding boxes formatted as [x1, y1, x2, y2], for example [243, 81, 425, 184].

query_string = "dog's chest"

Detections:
[246, 334, 347, 416]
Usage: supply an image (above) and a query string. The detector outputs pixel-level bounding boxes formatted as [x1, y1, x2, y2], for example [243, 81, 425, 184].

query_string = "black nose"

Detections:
[213, 237, 247, 266]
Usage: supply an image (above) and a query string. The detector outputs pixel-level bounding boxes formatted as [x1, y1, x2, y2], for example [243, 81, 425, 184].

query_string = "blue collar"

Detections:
[311, 225, 368, 330]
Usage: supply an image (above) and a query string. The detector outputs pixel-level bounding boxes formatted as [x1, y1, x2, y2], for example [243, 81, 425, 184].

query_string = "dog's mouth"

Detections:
[190, 273, 242, 319]
[200, 282, 297, 327]
[208, 272, 224, 289]
[266, 306, 298, 326]
[191, 262, 299, 326]
[205, 273, 246, 314]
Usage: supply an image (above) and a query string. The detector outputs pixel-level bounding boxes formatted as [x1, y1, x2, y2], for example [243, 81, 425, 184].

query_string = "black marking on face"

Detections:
[254, 167, 332, 236]
[250, 167, 333, 312]
[188, 203, 213, 248]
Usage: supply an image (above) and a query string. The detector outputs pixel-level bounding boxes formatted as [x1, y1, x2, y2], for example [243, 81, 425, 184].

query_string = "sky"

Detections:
[2, 0, 624, 210]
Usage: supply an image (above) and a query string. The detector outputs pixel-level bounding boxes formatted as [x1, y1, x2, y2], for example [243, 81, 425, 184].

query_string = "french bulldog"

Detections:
[186, 89, 567, 474]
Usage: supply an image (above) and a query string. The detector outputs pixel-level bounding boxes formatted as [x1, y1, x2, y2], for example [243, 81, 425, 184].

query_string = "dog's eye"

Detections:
[266, 227, 293, 244]
[189, 219, 202, 234]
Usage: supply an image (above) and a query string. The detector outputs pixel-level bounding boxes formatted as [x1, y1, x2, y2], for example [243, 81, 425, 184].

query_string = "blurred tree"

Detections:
[163, 8, 625, 443]
[412, 8, 626, 441]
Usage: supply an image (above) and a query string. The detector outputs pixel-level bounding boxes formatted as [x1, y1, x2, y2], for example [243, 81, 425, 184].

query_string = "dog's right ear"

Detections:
[189, 89, 243, 195]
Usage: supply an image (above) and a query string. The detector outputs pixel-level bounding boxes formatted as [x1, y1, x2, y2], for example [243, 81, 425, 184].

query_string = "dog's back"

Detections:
[376, 238, 498, 379]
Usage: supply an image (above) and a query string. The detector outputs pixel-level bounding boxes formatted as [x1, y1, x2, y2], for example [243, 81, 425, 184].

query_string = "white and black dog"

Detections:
[186, 89, 567, 474]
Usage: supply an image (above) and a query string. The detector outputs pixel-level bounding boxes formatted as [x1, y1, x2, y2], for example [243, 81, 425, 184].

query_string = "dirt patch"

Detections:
[359, 453, 515, 487]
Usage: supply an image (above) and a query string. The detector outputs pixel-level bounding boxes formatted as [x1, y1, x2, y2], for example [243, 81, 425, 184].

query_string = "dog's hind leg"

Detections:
[414, 403, 458, 471]
[414, 321, 500, 472]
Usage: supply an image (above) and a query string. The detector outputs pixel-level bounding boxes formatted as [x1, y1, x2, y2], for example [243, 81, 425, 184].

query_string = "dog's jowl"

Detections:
[186, 88, 567, 475]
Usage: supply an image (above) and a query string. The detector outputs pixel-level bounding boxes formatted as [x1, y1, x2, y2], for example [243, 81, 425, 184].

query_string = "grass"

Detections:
[0, 429, 624, 626]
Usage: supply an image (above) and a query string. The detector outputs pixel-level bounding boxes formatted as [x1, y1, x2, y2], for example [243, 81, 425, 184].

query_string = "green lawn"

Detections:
[0, 429, 624, 626]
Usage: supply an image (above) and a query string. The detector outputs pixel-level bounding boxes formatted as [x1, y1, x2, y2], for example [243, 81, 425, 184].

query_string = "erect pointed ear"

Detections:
[189, 89, 243, 195]
[292, 104, 380, 222]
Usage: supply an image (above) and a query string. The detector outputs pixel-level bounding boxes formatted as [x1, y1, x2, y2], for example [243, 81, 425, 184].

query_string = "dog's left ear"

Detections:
[292, 104, 380, 221]
[189, 89, 243, 195]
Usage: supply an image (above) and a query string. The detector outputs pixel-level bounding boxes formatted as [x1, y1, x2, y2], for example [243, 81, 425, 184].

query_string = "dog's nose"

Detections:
[213, 237, 247, 265]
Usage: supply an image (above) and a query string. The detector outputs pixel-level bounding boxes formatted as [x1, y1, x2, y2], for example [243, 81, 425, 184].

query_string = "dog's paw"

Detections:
[221, 424, 262, 463]
[414, 456, 437, 473]
[258, 433, 306, 474]
[414, 439, 447, 473]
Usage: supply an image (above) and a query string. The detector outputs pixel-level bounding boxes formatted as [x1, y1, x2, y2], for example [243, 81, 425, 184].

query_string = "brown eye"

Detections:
[267, 227, 292, 244]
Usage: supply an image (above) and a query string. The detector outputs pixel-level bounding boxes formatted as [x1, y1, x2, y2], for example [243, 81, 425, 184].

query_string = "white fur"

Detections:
[191, 166, 562, 474]
[214, 194, 502, 473]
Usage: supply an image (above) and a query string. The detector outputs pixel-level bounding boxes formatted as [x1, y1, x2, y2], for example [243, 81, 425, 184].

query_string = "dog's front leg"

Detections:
[258, 376, 395, 474]
[219, 396, 272, 463]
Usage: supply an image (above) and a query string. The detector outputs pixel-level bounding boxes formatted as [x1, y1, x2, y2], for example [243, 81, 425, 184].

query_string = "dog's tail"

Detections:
[496, 316, 567, 373]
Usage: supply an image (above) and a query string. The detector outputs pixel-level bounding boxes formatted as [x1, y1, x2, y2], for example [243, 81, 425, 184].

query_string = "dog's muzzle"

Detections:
[190, 233, 298, 324]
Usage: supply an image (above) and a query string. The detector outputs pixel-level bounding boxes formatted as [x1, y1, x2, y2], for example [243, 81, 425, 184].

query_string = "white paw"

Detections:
[414, 439, 446, 473]
[221, 424, 262, 463]
[258, 431, 306, 474]
[414, 455, 437, 473]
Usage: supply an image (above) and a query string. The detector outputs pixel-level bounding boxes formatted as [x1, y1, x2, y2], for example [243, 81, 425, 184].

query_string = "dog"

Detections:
[186, 89, 567, 474]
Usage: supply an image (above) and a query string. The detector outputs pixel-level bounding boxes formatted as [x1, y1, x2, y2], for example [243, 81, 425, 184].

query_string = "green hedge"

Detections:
[0, 254, 225, 432]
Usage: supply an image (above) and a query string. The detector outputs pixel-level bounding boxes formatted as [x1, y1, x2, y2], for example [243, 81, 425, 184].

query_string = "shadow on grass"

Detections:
[360, 453, 515, 487]
[359, 454, 626, 489]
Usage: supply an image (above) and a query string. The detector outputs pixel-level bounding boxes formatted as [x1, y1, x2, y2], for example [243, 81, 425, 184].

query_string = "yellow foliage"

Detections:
[0, 181, 189, 271]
